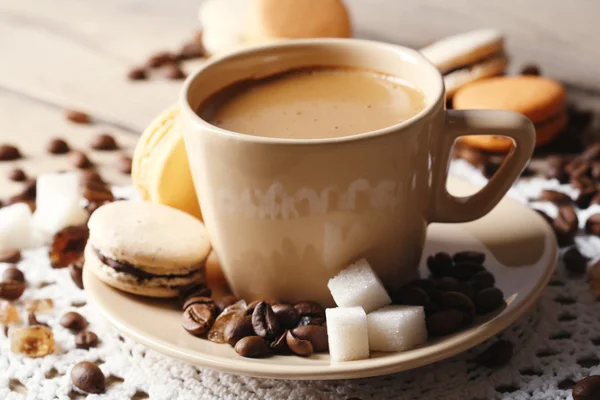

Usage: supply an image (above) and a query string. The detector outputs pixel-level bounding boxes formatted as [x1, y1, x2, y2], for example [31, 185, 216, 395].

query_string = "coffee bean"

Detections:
[69, 259, 84, 289]
[214, 295, 238, 314]
[162, 63, 186, 80]
[272, 303, 300, 329]
[455, 281, 474, 299]
[474, 287, 504, 314]
[586, 214, 600, 236]
[176, 41, 205, 60]
[90, 134, 118, 151]
[145, 52, 175, 68]
[0, 144, 21, 161]
[75, 331, 99, 349]
[292, 325, 328, 352]
[118, 155, 132, 174]
[7, 168, 26, 182]
[573, 375, 600, 400]
[60, 311, 87, 332]
[65, 110, 91, 124]
[177, 285, 211, 308]
[453, 250, 485, 264]
[224, 314, 254, 346]
[71, 361, 105, 394]
[47, 138, 70, 154]
[563, 247, 588, 275]
[569, 160, 592, 178]
[80, 170, 104, 185]
[477, 339, 513, 367]
[294, 301, 325, 318]
[234, 336, 269, 358]
[545, 155, 569, 183]
[82, 181, 114, 203]
[394, 286, 430, 307]
[0, 280, 25, 300]
[182, 303, 216, 336]
[521, 64, 541, 76]
[554, 205, 579, 236]
[245, 299, 277, 314]
[71, 151, 93, 169]
[28, 312, 49, 327]
[407, 279, 437, 297]
[426, 309, 464, 336]
[576, 189, 597, 209]
[3, 267, 24, 282]
[181, 296, 214, 312]
[451, 262, 485, 281]
[270, 330, 290, 354]
[0, 249, 21, 264]
[591, 161, 600, 180]
[286, 330, 313, 356]
[296, 315, 326, 327]
[252, 302, 280, 340]
[435, 276, 460, 292]
[538, 190, 572, 204]
[49, 225, 89, 269]
[470, 270, 495, 292]
[127, 67, 147, 80]
[22, 179, 36, 198]
[439, 291, 475, 324]
[571, 175, 594, 191]
[427, 252, 453, 277]
[581, 142, 600, 162]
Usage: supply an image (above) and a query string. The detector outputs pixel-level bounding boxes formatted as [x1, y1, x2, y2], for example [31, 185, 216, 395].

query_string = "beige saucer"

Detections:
[84, 177, 557, 380]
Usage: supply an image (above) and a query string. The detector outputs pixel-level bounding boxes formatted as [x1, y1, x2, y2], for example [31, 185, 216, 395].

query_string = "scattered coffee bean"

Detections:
[71, 361, 105, 394]
[176, 41, 205, 60]
[576, 189, 597, 209]
[0, 144, 21, 161]
[571, 175, 594, 191]
[394, 286, 430, 307]
[252, 302, 280, 340]
[162, 63, 186, 80]
[427, 252, 453, 277]
[182, 303, 216, 336]
[539, 190, 572, 204]
[455, 281, 474, 299]
[49, 225, 89, 268]
[3, 267, 24, 282]
[294, 301, 325, 318]
[60, 311, 87, 332]
[521, 64, 541, 76]
[286, 330, 313, 356]
[7, 168, 26, 182]
[270, 330, 290, 354]
[214, 295, 238, 314]
[234, 336, 269, 358]
[178, 285, 211, 308]
[0, 249, 21, 263]
[296, 315, 326, 327]
[69, 259, 84, 289]
[451, 262, 484, 281]
[182, 296, 215, 313]
[477, 339, 513, 367]
[439, 291, 475, 323]
[573, 375, 600, 400]
[90, 134, 118, 151]
[82, 180, 114, 202]
[65, 110, 91, 124]
[554, 205, 579, 236]
[470, 270, 495, 292]
[118, 155, 132, 174]
[545, 155, 569, 183]
[426, 309, 464, 336]
[568, 159, 591, 178]
[47, 138, 70, 154]
[292, 325, 328, 352]
[585, 214, 600, 236]
[75, 331, 99, 349]
[71, 151, 93, 169]
[80, 170, 104, 185]
[435, 276, 461, 293]
[453, 250, 485, 264]
[474, 287, 504, 314]
[407, 279, 437, 297]
[0, 280, 25, 300]
[580, 142, 600, 162]
[591, 161, 600, 180]
[224, 314, 254, 346]
[563, 247, 588, 275]
[127, 67, 147, 80]
[28, 312, 49, 327]
[145, 52, 175, 68]
[271, 303, 300, 329]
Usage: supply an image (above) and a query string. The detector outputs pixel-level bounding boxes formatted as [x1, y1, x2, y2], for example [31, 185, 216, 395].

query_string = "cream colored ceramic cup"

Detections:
[180, 39, 535, 306]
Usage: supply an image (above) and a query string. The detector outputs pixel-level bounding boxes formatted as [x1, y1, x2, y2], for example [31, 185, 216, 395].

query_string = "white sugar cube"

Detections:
[326, 307, 369, 362]
[0, 203, 33, 251]
[327, 259, 391, 313]
[367, 305, 427, 352]
[32, 172, 87, 238]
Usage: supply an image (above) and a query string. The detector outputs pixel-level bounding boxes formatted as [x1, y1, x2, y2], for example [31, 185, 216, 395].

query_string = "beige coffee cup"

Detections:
[180, 39, 535, 307]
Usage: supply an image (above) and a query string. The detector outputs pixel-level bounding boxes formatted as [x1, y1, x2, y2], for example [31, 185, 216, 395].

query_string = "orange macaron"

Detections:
[453, 76, 568, 152]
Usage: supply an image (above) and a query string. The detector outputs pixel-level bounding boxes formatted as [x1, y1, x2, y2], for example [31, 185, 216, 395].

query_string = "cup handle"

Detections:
[429, 109, 536, 223]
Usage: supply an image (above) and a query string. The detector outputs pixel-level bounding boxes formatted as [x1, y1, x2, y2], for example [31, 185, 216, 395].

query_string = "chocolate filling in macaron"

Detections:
[94, 248, 203, 282]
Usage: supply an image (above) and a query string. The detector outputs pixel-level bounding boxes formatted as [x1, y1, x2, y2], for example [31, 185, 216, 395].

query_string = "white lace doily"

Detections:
[1, 160, 598, 400]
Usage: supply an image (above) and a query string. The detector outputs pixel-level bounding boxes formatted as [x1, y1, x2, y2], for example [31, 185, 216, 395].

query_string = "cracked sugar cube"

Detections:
[327, 259, 391, 313]
[326, 307, 369, 362]
[367, 305, 427, 352]
[11, 326, 55, 357]
[0, 203, 33, 251]
[0, 300, 20, 325]
[24, 298, 54, 313]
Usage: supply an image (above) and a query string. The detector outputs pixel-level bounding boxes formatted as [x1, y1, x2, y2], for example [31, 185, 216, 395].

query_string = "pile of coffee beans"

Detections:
[179, 286, 328, 358]
[392, 250, 505, 337]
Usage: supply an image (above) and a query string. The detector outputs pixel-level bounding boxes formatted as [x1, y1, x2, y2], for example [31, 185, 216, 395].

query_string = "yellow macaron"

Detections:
[453, 76, 567, 152]
[132, 105, 202, 220]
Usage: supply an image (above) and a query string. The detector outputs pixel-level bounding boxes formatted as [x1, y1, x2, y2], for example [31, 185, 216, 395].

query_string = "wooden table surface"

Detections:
[1, 0, 600, 196]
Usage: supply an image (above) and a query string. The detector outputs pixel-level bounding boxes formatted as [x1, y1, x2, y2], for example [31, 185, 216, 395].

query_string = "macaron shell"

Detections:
[88, 201, 211, 272]
[132, 105, 202, 220]
[244, 0, 351, 41]
[444, 54, 508, 97]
